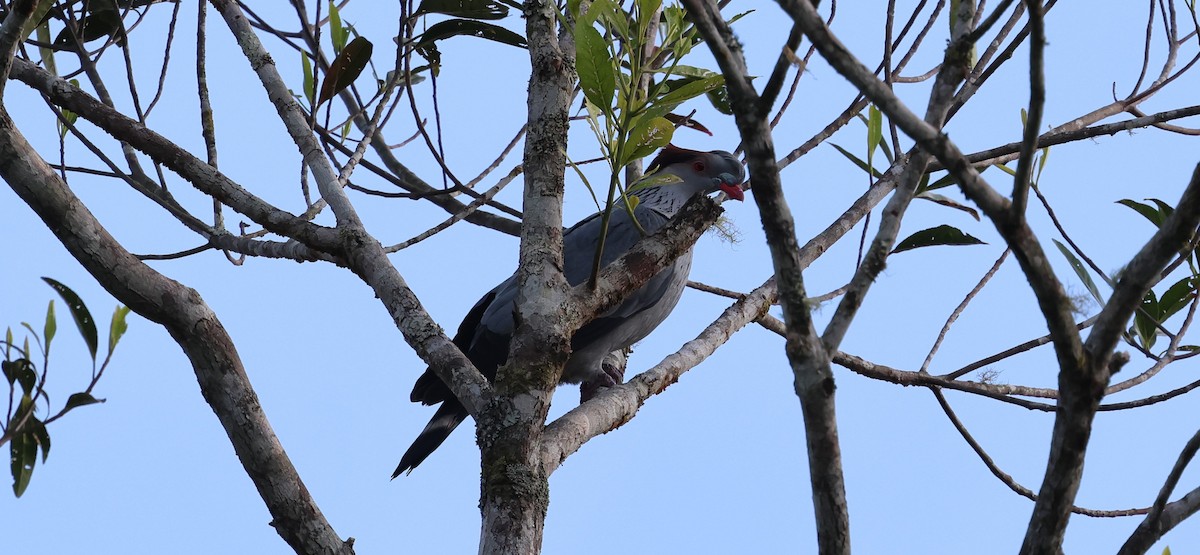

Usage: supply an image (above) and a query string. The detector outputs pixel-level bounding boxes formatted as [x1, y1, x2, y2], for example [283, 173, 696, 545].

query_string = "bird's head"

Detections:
[643, 145, 746, 202]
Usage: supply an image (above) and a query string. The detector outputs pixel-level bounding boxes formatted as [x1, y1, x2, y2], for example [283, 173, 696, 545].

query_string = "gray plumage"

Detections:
[394, 146, 745, 477]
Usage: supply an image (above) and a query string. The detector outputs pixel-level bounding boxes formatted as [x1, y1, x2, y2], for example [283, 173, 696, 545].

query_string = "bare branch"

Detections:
[1119, 429, 1200, 554]
[1010, 0, 1045, 216]
[685, 1, 850, 551]
[0, 109, 355, 555]
[541, 276, 776, 473]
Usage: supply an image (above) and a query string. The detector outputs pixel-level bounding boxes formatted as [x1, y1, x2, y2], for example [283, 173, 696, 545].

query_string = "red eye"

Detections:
[692, 160, 706, 172]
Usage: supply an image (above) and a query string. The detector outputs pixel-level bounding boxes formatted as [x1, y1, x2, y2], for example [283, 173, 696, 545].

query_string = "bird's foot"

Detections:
[580, 361, 626, 403]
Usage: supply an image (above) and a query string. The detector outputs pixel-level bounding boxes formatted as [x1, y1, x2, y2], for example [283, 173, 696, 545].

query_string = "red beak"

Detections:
[719, 182, 745, 202]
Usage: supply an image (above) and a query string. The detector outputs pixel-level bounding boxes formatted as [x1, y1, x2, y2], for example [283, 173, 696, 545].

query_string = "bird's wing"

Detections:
[409, 283, 507, 405]
[562, 203, 671, 285]
[563, 204, 678, 349]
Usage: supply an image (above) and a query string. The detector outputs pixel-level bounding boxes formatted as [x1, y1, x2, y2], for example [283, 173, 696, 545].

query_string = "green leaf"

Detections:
[629, 172, 683, 194]
[329, 1, 347, 52]
[1149, 198, 1175, 220]
[416, 19, 527, 50]
[918, 172, 960, 193]
[53, 3, 125, 48]
[44, 300, 56, 354]
[574, 23, 615, 114]
[318, 36, 374, 106]
[652, 65, 718, 79]
[705, 84, 732, 115]
[1117, 199, 1166, 227]
[28, 417, 50, 462]
[42, 277, 97, 361]
[891, 225, 986, 254]
[576, 0, 617, 29]
[35, 16, 57, 77]
[63, 392, 104, 415]
[11, 425, 37, 497]
[830, 143, 884, 178]
[14, 358, 37, 394]
[1133, 291, 1160, 350]
[597, 7, 632, 40]
[301, 52, 315, 105]
[21, 0, 56, 42]
[1158, 276, 1196, 323]
[108, 305, 131, 356]
[1052, 239, 1105, 306]
[415, 0, 510, 19]
[655, 74, 724, 108]
[866, 104, 883, 160]
[623, 117, 675, 166]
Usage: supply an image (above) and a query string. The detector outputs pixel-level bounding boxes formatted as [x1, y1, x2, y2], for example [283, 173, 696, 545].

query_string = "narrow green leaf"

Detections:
[866, 104, 883, 159]
[63, 392, 104, 415]
[44, 300, 56, 354]
[574, 23, 615, 114]
[301, 52, 315, 105]
[830, 143, 884, 178]
[329, 1, 347, 52]
[1052, 239, 1105, 306]
[891, 225, 986, 254]
[629, 172, 683, 194]
[30, 417, 50, 462]
[108, 305, 131, 356]
[1038, 145, 1051, 174]
[415, 0, 510, 19]
[655, 74, 724, 108]
[652, 65, 718, 79]
[920, 172, 960, 193]
[21, 0, 56, 41]
[42, 278, 97, 361]
[11, 428, 37, 497]
[36, 19, 57, 77]
[1133, 292, 1160, 349]
[995, 163, 1016, 176]
[1149, 198, 1175, 220]
[416, 19, 527, 50]
[1116, 199, 1165, 227]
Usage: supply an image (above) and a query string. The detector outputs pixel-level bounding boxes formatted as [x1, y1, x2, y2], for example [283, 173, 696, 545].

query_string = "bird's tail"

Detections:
[392, 400, 469, 478]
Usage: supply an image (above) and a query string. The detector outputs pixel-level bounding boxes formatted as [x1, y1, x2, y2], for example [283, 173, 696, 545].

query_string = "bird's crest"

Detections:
[645, 143, 703, 173]
[628, 144, 692, 195]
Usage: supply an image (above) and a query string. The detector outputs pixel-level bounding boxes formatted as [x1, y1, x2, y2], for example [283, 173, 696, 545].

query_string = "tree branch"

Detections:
[0, 109, 355, 555]
[684, 1, 850, 552]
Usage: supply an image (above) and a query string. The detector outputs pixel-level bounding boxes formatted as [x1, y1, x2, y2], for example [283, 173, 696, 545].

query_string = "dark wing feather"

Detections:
[563, 203, 675, 349]
[410, 289, 498, 405]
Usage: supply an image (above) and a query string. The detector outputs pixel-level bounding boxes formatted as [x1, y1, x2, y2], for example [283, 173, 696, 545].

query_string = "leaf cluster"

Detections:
[3, 279, 129, 497]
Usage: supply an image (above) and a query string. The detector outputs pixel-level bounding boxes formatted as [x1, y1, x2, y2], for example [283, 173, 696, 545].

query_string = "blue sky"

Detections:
[4, 2, 1200, 553]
